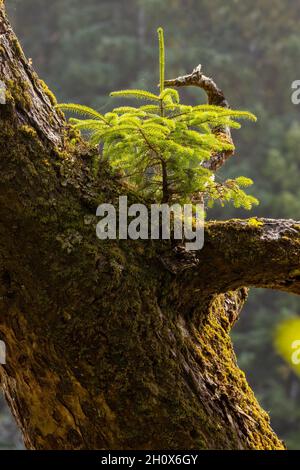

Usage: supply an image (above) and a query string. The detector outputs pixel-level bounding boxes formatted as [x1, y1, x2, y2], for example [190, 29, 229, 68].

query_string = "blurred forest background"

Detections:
[1, 0, 300, 449]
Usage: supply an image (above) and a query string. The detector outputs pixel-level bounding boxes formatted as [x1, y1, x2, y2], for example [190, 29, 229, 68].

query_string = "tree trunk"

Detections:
[1, 2, 297, 450]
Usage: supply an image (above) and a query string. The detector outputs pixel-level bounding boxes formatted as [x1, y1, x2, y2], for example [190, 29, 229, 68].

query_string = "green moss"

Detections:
[20, 125, 37, 138]
[12, 37, 24, 58]
[5, 88, 13, 103]
[6, 79, 31, 110]
[248, 217, 264, 228]
[188, 290, 285, 449]
[39, 79, 57, 106]
[66, 126, 82, 147]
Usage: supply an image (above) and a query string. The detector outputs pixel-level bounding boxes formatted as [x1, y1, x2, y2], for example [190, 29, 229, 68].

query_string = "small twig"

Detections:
[164, 65, 234, 171]
[165, 64, 229, 107]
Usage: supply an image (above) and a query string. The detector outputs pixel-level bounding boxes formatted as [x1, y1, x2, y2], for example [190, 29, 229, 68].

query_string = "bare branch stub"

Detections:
[164, 65, 234, 171]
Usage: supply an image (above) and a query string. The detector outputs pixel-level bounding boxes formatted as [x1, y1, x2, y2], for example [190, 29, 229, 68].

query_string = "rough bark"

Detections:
[0, 2, 297, 450]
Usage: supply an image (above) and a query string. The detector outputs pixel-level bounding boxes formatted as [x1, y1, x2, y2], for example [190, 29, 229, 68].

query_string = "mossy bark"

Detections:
[0, 3, 297, 450]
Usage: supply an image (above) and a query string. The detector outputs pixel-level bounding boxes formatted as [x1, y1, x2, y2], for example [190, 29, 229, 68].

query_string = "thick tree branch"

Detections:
[166, 219, 300, 311]
[165, 64, 234, 171]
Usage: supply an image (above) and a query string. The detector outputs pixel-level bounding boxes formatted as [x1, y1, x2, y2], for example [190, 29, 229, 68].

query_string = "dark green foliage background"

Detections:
[2, 0, 300, 449]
